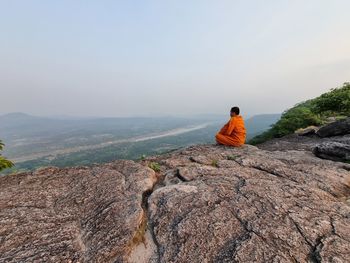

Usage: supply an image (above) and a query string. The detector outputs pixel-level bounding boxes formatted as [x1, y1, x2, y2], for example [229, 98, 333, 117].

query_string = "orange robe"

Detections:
[216, 115, 246, 146]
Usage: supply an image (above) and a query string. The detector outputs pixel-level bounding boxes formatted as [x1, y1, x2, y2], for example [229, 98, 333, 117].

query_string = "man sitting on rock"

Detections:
[216, 106, 246, 147]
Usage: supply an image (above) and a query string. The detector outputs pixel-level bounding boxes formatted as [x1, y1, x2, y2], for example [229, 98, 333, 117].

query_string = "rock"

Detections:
[1, 144, 350, 263]
[313, 141, 350, 162]
[258, 134, 324, 152]
[295, 126, 319, 136]
[258, 117, 350, 163]
[316, 117, 350, 137]
[0, 160, 158, 263]
[258, 132, 350, 154]
[148, 145, 350, 263]
[325, 116, 338, 123]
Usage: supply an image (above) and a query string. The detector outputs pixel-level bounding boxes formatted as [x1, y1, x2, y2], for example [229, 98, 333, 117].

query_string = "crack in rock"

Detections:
[2, 143, 350, 263]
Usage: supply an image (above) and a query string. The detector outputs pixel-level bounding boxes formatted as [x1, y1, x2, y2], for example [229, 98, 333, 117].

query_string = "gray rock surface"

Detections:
[316, 117, 350, 137]
[258, 117, 350, 163]
[258, 133, 350, 152]
[313, 141, 350, 162]
[1, 143, 350, 262]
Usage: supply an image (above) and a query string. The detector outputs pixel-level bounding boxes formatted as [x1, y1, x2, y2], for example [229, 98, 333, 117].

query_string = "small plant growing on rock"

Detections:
[211, 159, 218, 167]
[148, 162, 161, 172]
[227, 155, 238, 160]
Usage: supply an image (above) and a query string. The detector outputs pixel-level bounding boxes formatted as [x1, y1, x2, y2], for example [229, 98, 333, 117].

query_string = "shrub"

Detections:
[271, 106, 322, 137]
[0, 140, 14, 171]
[249, 82, 349, 145]
[148, 162, 161, 172]
[312, 82, 350, 116]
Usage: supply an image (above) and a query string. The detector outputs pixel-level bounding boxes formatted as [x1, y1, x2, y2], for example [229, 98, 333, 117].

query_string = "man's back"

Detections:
[227, 115, 246, 144]
[216, 114, 246, 146]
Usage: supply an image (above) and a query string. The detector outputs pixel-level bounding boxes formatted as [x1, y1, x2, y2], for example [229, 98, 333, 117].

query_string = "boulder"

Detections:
[295, 126, 319, 136]
[316, 117, 350, 137]
[313, 141, 350, 162]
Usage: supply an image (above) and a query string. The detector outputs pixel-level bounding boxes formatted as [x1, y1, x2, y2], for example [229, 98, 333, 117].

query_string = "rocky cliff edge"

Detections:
[1, 136, 350, 263]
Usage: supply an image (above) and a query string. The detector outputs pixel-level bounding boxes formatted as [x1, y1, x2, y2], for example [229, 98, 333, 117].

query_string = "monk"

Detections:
[215, 106, 246, 146]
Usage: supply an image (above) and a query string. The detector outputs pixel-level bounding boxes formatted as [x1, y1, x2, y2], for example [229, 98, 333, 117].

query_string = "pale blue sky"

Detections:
[1, 1, 350, 117]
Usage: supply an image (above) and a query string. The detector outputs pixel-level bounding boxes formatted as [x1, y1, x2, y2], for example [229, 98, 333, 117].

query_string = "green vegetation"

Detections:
[211, 159, 219, 167]
[312, 83, 350, 115]
[1, 123, 221, 174]
[249, 83, 350, 145]
[0, 112, 281, 174]
[0, 140, 14, 171]
[148, 162, 161, 172]
[227, 155, 238, 160]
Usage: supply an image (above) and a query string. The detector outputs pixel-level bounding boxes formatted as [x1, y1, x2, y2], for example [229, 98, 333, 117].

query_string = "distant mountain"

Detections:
[0, 112, 39, 121]
[0, 112, 32, 118]
[245, 114, 281, 139]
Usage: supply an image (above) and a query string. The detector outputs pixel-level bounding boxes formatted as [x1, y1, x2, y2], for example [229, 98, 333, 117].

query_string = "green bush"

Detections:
[148, 162, 161, 172]
[311, 82, 350, 116]
[249, 82, 349, 145]
[0, 140, 14, 171]
[272, 106, 322, 137]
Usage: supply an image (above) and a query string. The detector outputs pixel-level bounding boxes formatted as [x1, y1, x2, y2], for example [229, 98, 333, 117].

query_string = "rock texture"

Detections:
[317, 117, 350, 138]
[295, 126, 319, 136]
[1, 143, 350, 262]
[0, 161, 158, 262]
[146, 144, 350, 263]
[258, 117, 350, 162]
[258, 133, 350, 153]
[313, 141, 350, 162]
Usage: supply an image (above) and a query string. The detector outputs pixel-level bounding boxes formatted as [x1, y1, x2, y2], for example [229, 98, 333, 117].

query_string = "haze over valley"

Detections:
[0, 112, 280, 172]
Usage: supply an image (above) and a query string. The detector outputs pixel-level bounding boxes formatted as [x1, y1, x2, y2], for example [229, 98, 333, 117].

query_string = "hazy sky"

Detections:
[1, 1, 350, 117]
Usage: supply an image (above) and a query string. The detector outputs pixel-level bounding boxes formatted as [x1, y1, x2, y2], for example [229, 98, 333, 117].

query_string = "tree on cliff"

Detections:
[0, 140, 14, 171]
